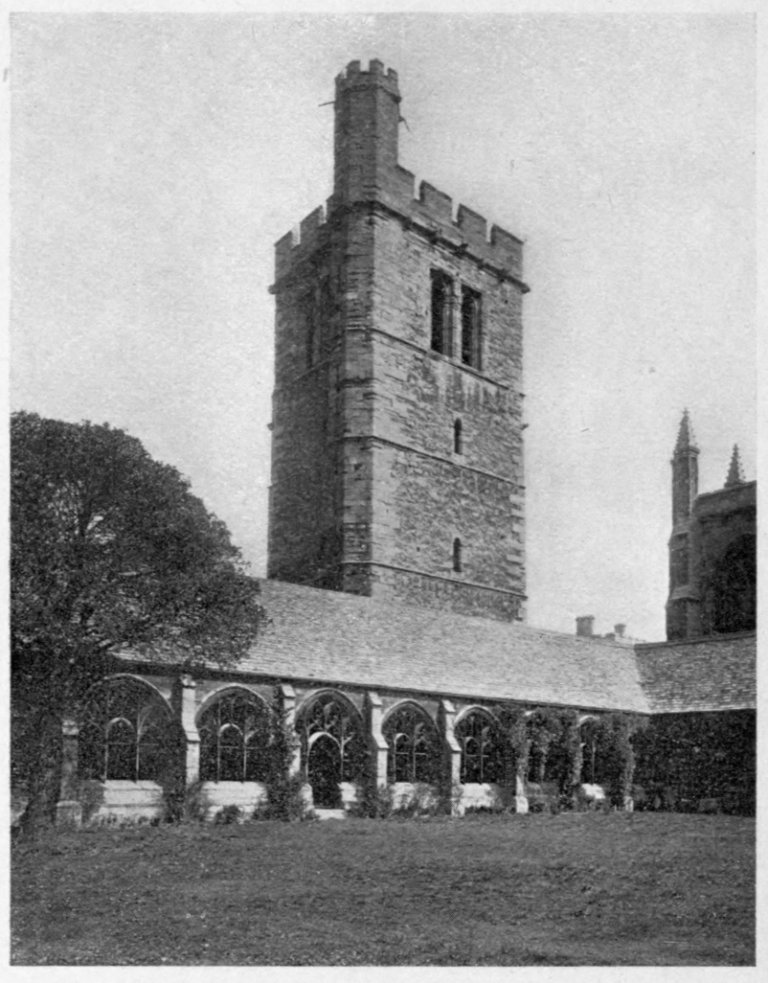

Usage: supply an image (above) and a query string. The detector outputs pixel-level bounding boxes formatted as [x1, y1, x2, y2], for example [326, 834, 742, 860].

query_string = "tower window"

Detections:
[461, 286, 482, 369]
[453, 538, 462, 573]
[453, 419, 463, 455]
[430, 270, 453, 356]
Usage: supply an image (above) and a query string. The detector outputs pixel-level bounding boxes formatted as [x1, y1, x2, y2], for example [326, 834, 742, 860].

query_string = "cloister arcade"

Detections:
[57, 673, 629, 823]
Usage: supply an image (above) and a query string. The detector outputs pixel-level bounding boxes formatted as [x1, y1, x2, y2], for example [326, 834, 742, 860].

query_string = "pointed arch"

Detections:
[79, 675, 179, 783]
[454, 707, 504, 784]
[295, 689, 366, 786]
[382, 701, 441, 783]
[196, 686, 272, 783]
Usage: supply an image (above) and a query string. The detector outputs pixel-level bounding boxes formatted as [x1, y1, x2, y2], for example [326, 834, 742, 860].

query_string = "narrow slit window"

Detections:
[461, 286, 482, 369]
[453, 538, 462, 573]
[453, 419, 463, 455]
[430, 270, 453, 356]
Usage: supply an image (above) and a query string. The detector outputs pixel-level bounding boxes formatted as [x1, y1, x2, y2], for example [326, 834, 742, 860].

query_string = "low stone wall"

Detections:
[201, 781, 268, 822]
[90, 780, 164, 825]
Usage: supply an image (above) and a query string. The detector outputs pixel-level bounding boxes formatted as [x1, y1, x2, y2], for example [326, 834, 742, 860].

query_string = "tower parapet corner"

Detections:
[335, 58, 401, 99]
[274, 203, 329, 280]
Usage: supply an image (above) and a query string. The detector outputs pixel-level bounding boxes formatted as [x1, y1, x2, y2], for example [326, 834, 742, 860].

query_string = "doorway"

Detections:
[307, 734, 342, 808]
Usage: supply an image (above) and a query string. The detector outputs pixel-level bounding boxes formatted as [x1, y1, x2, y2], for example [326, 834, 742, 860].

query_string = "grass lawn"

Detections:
[11, 812, 754, 966]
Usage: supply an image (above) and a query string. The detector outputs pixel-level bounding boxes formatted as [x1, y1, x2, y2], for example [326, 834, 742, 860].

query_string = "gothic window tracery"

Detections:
[383, 704, 440, 783]
[455, 710, 504, 784]
[198, 690, 271, 783]
[298, 692, 365, 783]
[79, 677, 176, 782]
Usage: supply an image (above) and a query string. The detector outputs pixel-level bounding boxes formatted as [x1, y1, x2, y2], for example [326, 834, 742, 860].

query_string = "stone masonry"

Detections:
[666, 414, 756, 640]
[268, 60, 529, 621]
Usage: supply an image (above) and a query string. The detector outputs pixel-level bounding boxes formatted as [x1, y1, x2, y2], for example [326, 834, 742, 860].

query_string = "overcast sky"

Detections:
[11, 12, 756, 641]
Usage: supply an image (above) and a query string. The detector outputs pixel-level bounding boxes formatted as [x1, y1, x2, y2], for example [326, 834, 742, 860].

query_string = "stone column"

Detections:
[365, 691, 390, 792]
[180, 674, 200, 784]
[56, 718, 83, 827]
[278, 683, 302, 777]
[279, 683, 312, 814]
[514, 772, 529, 814]
[439, 699, 462, 815]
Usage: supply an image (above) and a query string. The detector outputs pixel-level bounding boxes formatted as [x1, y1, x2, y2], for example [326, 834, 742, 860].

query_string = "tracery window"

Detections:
[79, 677, 176, 782]
[198, 691, 271, 782]
[383, 704, 441, 783]
[298, 692, 365, 783]
[455, 710, 504, 784]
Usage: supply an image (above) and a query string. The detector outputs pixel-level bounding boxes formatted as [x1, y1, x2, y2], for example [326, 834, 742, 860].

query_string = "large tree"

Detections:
[11, 411, 265, 833]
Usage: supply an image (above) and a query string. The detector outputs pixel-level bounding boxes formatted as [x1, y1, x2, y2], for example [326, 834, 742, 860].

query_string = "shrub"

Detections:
[159, 778, 209, 824]
[351, 782, 394, 819]
[260, 774, 310, 822]
[213, 804, 242, 825]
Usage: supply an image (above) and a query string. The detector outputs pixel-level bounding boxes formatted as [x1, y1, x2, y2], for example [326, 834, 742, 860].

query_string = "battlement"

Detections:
[275, 61, 525, 284]
[335, 59, 400, 98]
[274, 178, 524, 283]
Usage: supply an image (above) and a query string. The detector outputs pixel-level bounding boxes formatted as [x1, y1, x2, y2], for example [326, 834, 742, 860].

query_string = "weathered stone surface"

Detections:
[268, 62, 527, 621]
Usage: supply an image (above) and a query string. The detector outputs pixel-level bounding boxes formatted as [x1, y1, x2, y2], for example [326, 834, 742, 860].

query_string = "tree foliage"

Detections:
[11, 411, 265, 829]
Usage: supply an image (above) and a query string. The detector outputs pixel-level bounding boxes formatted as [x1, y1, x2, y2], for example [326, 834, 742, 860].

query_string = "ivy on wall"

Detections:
[631, 709, 755, 813]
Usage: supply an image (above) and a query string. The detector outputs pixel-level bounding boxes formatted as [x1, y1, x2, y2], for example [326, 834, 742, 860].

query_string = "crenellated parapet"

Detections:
[275, 179, 524, 287]
[274, 60, 525, 288]
[274, 202, 332, 283]
[335, 58, 400, 98]
[402, 175, 524, 281]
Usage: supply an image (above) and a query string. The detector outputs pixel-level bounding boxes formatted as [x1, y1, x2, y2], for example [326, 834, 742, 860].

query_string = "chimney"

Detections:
[576, 616, 594, 638]
[614, 623, 626, 639]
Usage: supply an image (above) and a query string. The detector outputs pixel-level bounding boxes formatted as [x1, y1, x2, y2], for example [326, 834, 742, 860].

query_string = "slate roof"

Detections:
[225, 580, 652, 713]
[634, 633, 756, 713]
[123, 581, 755, 716]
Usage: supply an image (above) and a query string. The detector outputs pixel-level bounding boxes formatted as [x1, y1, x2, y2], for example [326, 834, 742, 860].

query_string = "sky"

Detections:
[10, 11, 756, 642]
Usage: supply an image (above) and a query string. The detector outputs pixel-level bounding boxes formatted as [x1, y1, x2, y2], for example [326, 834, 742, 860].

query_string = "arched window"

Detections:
[79, 677, 177, 783]
[298, 692, 365, 783]
[453, 538, 462, 573]
[198, 691, 271, 783]
[297, 693, 366, 808]
[455, 710, 504, 784]
[383, 704, 441, 783]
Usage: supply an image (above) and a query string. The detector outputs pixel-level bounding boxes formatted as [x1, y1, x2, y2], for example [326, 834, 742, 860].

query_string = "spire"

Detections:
[674, 409, 698, 455]
[724, 444, 745, 488]
[671, 410, 699, 525]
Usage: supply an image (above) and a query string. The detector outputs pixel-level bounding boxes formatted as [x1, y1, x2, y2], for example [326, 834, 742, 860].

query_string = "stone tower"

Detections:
[665, 415, 757, 640]
[267, 60, 529, 622]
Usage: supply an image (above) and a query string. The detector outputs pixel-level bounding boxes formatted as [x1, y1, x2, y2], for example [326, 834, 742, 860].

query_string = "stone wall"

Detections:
[268, 60, 527, 620]
[691, 483, 756, 636]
